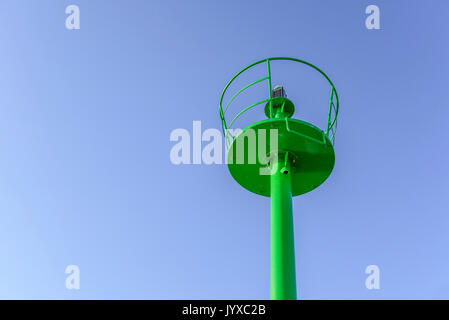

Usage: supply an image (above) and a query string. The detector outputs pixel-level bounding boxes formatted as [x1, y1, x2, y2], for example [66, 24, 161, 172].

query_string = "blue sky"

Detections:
[0, 0, 448, 299]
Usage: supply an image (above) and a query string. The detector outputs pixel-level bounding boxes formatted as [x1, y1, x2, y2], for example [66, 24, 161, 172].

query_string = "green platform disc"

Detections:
[227, 118, 335, 197]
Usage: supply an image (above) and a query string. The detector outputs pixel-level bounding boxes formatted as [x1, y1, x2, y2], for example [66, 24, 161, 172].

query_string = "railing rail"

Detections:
[219, 57, 339, 147]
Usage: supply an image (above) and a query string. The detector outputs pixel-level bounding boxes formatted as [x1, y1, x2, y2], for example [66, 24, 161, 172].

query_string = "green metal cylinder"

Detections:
[270, 155, 297, 300]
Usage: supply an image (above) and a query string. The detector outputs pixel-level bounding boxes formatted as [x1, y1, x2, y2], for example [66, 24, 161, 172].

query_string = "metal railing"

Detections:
[219, 57, 339, 147]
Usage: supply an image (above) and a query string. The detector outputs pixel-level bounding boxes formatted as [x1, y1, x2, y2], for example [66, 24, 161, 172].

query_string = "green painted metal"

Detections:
[266, 59, 273, 118]
[264, 97, 295, 119]
[219, 57, 339, 300]
[226, 117, 335, 197]
[219, 57, 339, 147]
[270, 153, 296, 300]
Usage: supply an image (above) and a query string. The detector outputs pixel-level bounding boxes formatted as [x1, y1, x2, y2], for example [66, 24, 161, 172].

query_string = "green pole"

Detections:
[220, 58, 338, 300]
[270, 154, 297, 300]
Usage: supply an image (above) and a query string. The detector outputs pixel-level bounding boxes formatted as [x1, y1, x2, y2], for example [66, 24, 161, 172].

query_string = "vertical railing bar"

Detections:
[267, 59, 273, 118]
[325, 86, 334, 135]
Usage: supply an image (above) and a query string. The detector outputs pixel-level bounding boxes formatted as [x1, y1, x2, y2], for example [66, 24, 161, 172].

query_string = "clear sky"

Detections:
[0, 0, 448, 299]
